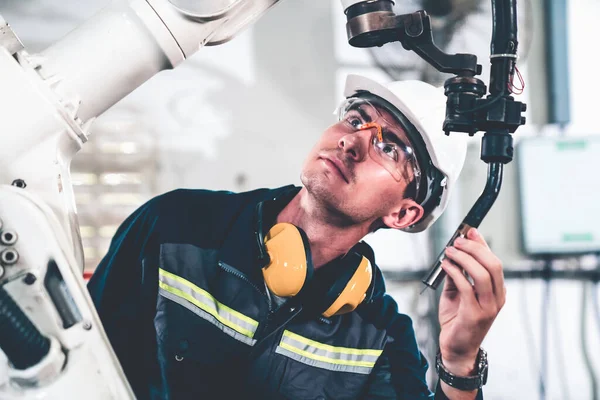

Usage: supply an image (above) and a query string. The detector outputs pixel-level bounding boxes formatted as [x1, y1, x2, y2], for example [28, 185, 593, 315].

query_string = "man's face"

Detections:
[301, 100, 420, 226]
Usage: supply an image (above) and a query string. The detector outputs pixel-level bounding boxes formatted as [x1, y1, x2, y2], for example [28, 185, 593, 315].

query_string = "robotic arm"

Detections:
[339, 0, 527, 291]
[0, 0, 281, 272]
[0, 1, 280, 398]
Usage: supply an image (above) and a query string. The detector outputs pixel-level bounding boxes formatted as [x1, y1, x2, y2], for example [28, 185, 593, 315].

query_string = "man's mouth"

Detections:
[321, 156, 349, 183]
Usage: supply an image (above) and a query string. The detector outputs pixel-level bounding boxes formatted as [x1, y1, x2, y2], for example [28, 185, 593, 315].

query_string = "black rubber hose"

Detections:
[464, 162, 504, 227]
[0, 286, 50, 370]
[490, 0, 518, 96]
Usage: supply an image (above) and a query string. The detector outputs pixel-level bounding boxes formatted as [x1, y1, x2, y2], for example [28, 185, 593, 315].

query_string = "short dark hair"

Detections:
[404, 176, 418, 201]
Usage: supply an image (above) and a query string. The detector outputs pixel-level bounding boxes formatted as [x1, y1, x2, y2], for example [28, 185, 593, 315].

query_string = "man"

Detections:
[88, 74, 505, 400]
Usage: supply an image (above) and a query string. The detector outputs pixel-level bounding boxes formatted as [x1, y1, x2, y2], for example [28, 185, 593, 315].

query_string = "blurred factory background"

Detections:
[2, 0, 599, 398]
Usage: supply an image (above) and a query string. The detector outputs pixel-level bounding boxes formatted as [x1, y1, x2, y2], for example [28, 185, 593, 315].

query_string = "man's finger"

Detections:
[440, 260, 478, 308]
[467, 228, 489, 249]
[454, 236, 505, 303]
[443, 271, 459, 292]
[445, 246, 495, 308]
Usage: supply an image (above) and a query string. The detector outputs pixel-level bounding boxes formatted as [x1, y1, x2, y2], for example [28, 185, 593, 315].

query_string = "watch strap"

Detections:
[435, 348, 488, 391]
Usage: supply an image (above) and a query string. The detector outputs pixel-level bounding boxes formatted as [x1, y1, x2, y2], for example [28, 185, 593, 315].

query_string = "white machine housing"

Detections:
[0, 0, 281, 398]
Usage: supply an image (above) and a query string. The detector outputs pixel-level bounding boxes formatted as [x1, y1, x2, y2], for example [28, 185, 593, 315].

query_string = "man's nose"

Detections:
[338, 130, 369, 162]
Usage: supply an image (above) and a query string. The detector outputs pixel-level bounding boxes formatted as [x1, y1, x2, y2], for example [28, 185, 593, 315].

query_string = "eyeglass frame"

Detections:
[335, 96, 423, 194]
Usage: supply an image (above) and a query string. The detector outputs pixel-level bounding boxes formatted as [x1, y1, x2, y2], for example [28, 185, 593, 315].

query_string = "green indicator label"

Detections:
[562, 233, 594, 242]
[556, 141, 587, 151]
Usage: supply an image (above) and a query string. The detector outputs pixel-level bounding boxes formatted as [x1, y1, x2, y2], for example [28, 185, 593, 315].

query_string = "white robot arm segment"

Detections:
[0, 187, 135, 399]
[40, 0, 282, 126]
[0, 1, 281, 398]
[0, 0, 282, 271]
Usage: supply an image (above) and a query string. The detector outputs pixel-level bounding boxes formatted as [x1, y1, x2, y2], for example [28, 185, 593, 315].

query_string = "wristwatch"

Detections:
[435, 348, 488, 391]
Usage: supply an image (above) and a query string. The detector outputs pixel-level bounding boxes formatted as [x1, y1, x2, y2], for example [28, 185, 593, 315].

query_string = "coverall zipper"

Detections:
[217, 261, 272, 312]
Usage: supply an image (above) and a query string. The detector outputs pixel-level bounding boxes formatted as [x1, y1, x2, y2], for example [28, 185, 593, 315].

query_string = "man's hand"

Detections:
[437, 228, 506, 398]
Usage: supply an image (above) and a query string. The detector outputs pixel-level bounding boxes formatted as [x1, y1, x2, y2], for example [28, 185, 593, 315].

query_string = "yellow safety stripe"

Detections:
[278, 342, 379, 368]
[277, 330, 383, 373]
[283, 330, 382, 357]
[158, 268, 258, 339]
[159, 268, 258, 328]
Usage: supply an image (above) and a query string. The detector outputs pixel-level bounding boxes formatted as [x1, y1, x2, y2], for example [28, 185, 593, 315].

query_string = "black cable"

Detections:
[593, 254, 600, 340]
[455, 93, 503, 115]
[463, 162, 503, 228]
[539, 268, 550, 400]
[518, 281, 543, 394]
[581, 282, 599, 400]
[593, 282, 600, 342]
[0, 286, 50, 369]
[550, 289, 570, 400]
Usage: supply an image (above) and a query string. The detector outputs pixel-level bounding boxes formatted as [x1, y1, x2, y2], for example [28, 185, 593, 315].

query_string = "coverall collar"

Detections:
[217, 185, 300, 289]
[217, 185, 383, 305]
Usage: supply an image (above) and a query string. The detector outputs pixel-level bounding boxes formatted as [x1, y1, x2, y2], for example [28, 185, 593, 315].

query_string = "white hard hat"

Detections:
[343, 74, 468, 232]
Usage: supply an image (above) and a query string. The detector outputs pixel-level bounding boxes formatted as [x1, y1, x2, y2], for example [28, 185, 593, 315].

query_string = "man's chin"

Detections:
[304, 176, 349, 207]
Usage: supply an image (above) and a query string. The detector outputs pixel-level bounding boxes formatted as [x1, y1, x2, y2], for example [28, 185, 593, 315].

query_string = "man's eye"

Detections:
[378, 142, 398, 160]
[348, 117, 362, 128]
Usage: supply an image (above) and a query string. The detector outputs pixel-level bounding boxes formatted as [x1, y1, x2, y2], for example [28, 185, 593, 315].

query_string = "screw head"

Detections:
[11, 179, 26, 189]
[1, 249, 18, 265]
[23, 273, 36, 285]
[1, 231, 17, 246]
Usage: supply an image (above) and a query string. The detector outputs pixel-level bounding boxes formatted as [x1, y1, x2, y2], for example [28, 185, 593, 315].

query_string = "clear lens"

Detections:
[337, 98, 421, 192]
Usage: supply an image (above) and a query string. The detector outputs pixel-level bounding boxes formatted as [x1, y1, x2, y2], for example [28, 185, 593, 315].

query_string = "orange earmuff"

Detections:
[322, 256, 372, 318]
[261, 223, 311, 297]
[257, 201, 373, 317]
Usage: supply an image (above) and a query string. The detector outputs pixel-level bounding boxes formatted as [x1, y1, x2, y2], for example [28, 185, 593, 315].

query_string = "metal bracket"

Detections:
[0, 16, 24, 55]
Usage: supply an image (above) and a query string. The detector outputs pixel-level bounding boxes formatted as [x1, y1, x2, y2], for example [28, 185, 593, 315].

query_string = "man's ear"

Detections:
[381, 199, 424, 230]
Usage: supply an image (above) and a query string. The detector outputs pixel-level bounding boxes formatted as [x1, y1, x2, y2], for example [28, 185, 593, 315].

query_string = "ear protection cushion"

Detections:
[256, 201, 373, 316]
[295, 226, 314, 290]
[321, 252, 372, 318]
[262, 223, 314, 297]
[355, 241, 377, 303]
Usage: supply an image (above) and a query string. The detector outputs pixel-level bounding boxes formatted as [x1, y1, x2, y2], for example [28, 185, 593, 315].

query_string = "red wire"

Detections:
[508, 64, 525, 95]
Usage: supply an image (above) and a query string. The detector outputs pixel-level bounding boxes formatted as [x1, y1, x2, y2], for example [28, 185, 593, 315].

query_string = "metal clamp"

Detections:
[489, 53, 518, 59]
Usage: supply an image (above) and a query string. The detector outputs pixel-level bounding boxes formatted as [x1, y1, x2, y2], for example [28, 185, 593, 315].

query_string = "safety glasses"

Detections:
[336, 97, 422, 193]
